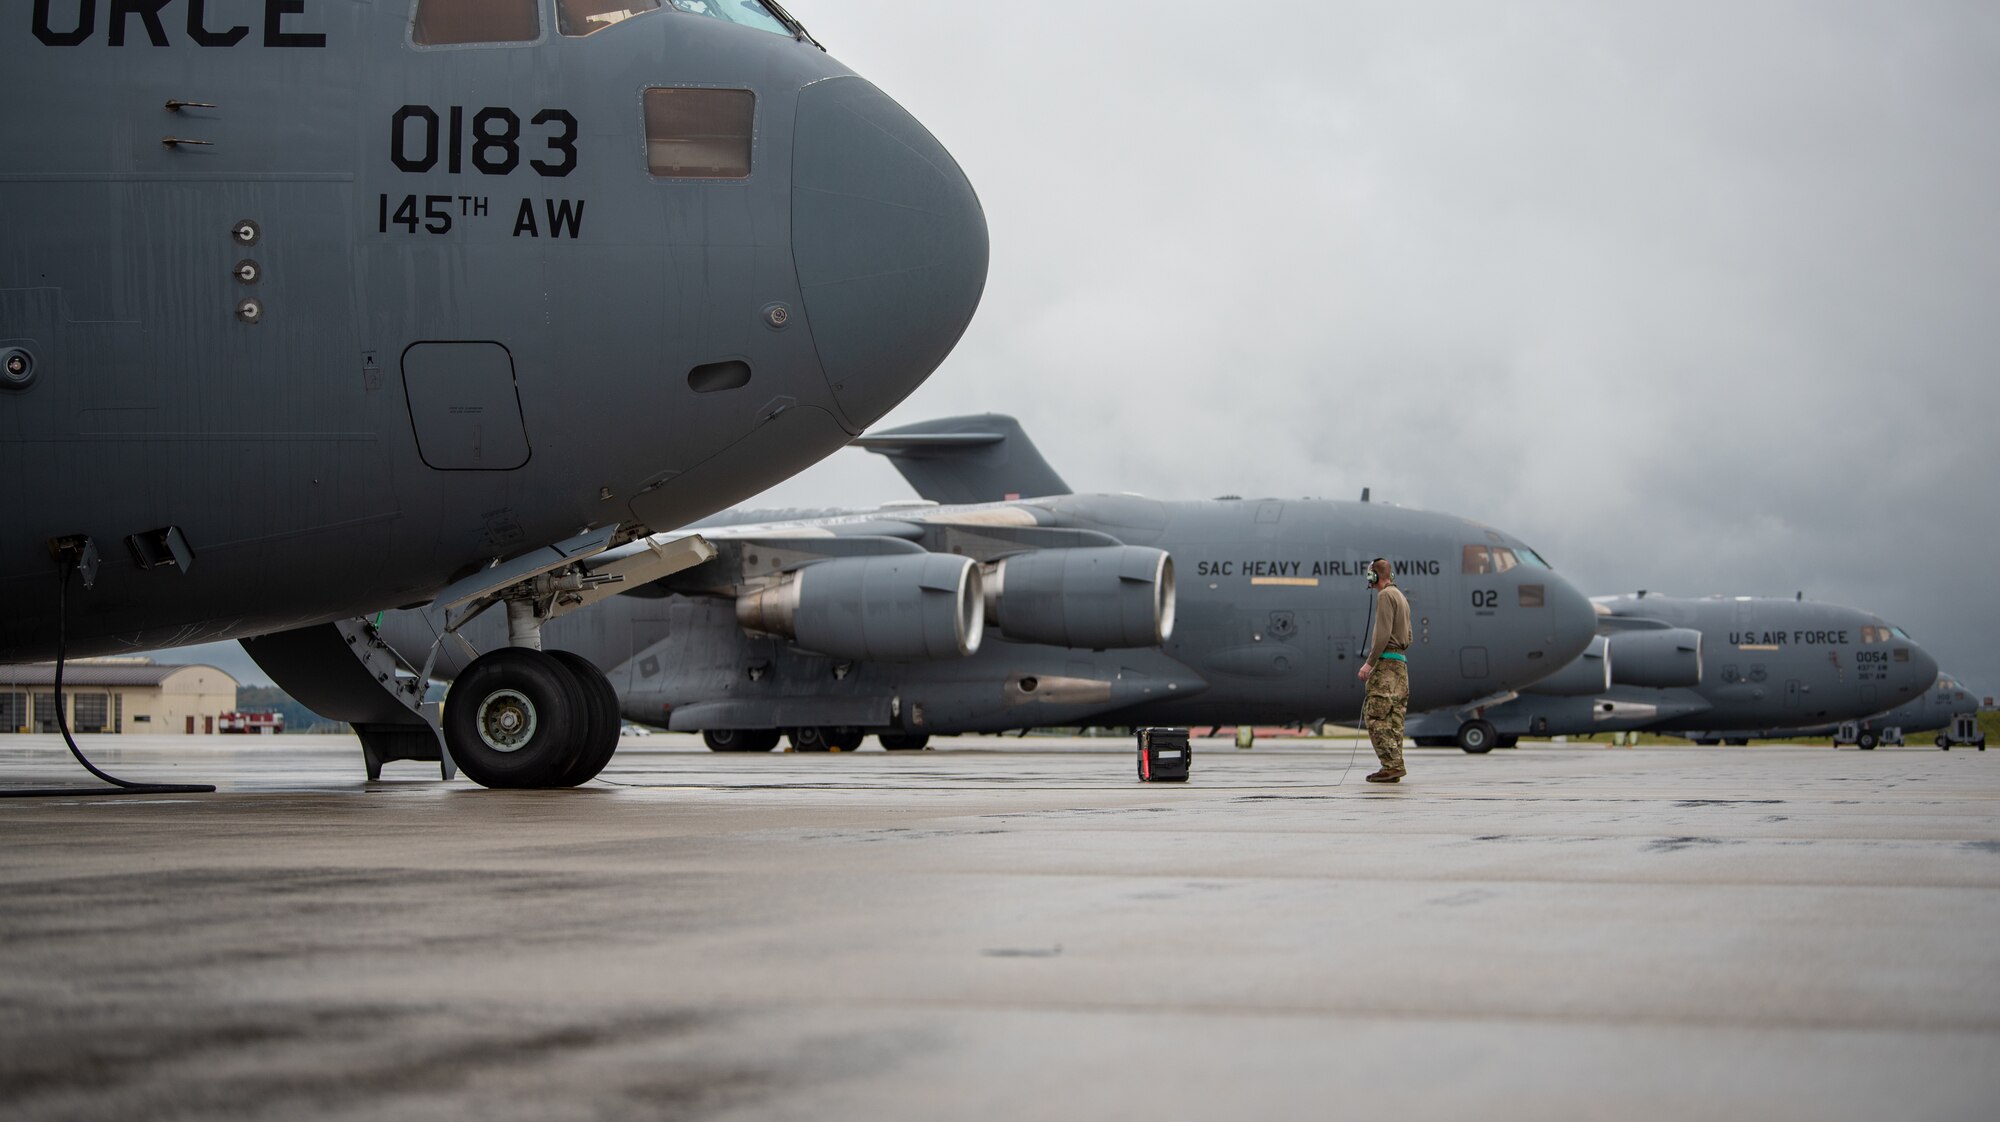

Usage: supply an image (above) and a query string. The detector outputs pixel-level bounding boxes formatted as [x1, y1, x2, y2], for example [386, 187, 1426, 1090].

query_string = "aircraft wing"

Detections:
[626, 498, 1176, 655]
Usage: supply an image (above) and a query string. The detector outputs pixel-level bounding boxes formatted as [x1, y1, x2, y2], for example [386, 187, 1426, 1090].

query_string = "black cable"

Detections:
[1334, 587, 1380, 785]
[0, 559, 214, 798]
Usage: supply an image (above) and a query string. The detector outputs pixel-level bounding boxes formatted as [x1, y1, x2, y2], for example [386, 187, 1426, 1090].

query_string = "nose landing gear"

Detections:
[443, 647, 625, 788]
[1456, 719, 1498, 754]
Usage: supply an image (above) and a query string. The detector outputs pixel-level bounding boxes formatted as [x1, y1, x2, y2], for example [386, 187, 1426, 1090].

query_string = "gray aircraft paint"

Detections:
[1684, 670, 1981, 744]
[1406, 593, 1939, 744]
[850, 414, 1071, 506]
[385, 490, 1598, 737]
[1, 2, 986, 665]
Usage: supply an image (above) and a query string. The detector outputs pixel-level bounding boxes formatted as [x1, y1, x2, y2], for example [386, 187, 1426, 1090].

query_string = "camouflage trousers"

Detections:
[1364, 658, 1409, 772]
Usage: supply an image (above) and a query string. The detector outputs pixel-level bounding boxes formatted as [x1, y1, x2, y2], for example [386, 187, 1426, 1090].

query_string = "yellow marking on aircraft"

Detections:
[1252, 577, 1320, 587]
[1737, 644, 1781, 651]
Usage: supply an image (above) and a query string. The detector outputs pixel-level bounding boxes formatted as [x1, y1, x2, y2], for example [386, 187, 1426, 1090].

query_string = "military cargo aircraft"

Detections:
[375, 415, 1598, 759]
[1703, 671, 1984, 751]
[1406, 593, 1940, 750]
[2, 1, 989, 787]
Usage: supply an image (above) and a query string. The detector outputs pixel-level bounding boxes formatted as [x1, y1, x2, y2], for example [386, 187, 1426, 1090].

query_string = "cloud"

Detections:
[742, 0, 2000, 694]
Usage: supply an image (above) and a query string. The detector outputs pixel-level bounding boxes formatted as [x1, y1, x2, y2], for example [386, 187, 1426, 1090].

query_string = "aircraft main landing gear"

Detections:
[790, 727, 864, 752]
[704, 729, 781, 752]
[1457, 719, 1497, 754]
[443, 648, 623, 788]
[878, 732, 930, 751]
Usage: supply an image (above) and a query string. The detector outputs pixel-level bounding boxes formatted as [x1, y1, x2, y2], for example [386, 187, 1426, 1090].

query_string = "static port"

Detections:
[1, 349, 34, 389]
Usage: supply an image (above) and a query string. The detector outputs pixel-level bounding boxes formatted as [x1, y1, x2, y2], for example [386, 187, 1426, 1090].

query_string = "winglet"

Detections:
[853, 414, 1072, 504]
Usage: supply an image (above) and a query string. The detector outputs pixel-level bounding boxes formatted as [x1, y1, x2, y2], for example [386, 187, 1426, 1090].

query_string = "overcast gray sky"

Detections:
[725, 0, 2000, 699]
[168, 1, 2000, 701]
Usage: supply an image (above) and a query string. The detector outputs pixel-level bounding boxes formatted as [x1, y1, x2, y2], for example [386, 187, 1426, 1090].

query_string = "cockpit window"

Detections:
[1462, 545, 1492, 575]
[412, 0, 539, 45]
[1515, 548, 1550, 569]
[560, 0, 661, 36]
[667, 0, 791, 36]
[1490, 547, 1519, 574]
[645, 88, 755, 178]
[1891, 626, 1912, 640]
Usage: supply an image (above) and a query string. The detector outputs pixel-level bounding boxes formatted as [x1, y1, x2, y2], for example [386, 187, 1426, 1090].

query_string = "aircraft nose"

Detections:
[1544, 575, 1598, 666]
[1895, 642, 1940, 698]
[791, 77, 989, 431]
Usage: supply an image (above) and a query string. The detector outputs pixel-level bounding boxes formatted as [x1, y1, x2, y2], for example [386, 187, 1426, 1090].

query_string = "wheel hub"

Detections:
[475, 689, 537, 753]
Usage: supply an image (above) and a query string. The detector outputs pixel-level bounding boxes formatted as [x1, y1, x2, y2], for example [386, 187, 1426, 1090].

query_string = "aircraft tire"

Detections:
[444, 648, 589, 789]
[1457, 720, 1497, 754]
[546, 651, 621, 786]
[1726, 737, 1751, 747]
[705, 728, 781, 752]
[789, 727, 835, 752]
[829, 728, 865, 752]
[878, 732, 930, 751]
[1855, 731, 1878, 751]
[1937, 734, 1951, 749]
[1496, 735, 1519, 749]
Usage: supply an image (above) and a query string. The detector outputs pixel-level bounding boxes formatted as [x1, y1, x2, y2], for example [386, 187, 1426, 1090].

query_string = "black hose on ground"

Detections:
[0, 558, 215, 798]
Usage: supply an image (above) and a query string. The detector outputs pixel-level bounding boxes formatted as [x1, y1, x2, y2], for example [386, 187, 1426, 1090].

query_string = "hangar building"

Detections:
[0, 660, 239, 735]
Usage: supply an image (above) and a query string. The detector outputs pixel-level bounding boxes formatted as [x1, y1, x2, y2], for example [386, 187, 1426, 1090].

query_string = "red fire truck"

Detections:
[218, 711, 285, 735]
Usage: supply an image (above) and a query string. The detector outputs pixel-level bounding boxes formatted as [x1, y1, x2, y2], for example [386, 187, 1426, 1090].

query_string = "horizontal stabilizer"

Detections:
[854, 413, 1071, 504]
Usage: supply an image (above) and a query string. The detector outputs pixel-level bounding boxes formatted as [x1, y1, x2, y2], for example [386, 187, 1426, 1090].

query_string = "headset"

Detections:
[1365, 557, 1388, 587]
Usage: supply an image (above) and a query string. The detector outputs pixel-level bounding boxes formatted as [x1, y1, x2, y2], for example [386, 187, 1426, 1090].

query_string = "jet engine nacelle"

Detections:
[1608, 628, 1703, 688]
[735, 554, 983, 662]
[1528, 636, 1611, 697]
[984, 547, 1175, 649]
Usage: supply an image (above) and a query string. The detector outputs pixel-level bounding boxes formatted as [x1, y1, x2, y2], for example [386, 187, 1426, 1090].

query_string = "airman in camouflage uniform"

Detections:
[1357, 558, 1412, 782]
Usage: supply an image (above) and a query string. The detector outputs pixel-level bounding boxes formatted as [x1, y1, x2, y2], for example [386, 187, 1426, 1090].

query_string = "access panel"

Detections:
[402, 341, 531, 470]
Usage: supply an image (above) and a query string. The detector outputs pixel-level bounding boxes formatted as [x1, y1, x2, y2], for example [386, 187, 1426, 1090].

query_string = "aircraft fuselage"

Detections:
[2, 1, 986, 661]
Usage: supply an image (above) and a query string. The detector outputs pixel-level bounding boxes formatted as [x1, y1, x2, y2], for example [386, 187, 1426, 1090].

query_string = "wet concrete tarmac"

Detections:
[2, 733, 1997, 1120]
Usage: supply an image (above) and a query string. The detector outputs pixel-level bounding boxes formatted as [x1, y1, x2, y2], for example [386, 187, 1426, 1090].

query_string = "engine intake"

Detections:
[984, 546, 1174, 649]
[735, 554, 983, 661]
[1608, 628, 1702, 688]
[1528, 635, 1611, 697]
